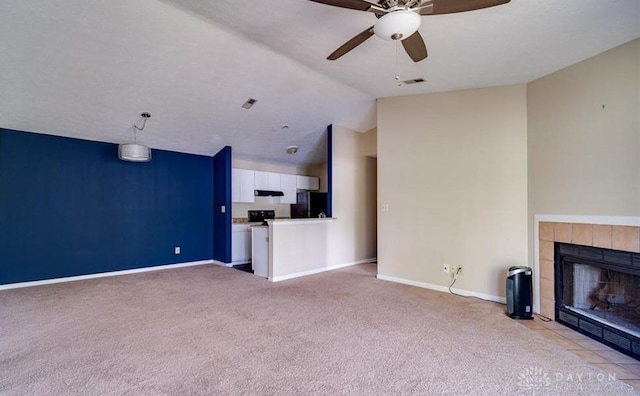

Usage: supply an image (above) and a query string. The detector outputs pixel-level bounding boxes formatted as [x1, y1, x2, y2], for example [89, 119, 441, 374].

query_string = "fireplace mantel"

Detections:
[533, 215, 640, 318]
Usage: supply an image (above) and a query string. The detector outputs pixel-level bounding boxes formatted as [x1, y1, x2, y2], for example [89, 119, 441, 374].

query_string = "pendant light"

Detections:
[119, 112, 152, 162]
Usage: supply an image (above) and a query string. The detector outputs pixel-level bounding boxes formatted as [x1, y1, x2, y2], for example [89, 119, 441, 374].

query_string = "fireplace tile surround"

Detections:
[538, 221, 640, 319]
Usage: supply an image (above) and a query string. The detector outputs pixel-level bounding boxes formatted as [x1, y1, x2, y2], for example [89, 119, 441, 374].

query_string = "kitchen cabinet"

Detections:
[231, 224, 252, 264]
[280, 173, 297, 204]
[296, 175, 319, 191]
[232, 168, 255, 203]
[254, 171, 281, 191]
[251, 226, 269, 278]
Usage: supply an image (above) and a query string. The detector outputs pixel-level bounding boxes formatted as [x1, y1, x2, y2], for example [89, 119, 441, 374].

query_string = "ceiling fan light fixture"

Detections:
[374, 10, 421, 41]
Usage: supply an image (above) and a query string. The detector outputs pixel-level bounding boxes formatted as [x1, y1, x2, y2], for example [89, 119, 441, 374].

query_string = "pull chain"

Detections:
[395, 41, 402, 86]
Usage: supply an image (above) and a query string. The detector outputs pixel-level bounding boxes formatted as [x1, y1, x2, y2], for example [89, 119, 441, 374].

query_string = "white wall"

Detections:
[377, 85, 529, 299]
[269, 220, 330, 280]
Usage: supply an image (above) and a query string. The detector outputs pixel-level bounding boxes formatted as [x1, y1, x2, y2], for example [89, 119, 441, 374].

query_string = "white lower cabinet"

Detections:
[252, 226, 269, 278]
[231, 224, 251, 264]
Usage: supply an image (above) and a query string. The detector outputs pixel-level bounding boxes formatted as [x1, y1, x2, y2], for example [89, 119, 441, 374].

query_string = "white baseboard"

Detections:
[212, 260, 234, 267]
[270, 258, 376, 282]
[0, 260, 215, 291]
[376, 273, 506, 304]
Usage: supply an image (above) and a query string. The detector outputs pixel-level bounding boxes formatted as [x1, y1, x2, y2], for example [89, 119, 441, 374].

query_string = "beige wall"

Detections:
[527, 39, 640, 309]
[307, 163, 328, 192]
[360, 127, 377, 158]
[377, 85, 529, 299]
[527, 38, 640, 218]
[326, 125, 378, 265]
[232, 158, 304, 175]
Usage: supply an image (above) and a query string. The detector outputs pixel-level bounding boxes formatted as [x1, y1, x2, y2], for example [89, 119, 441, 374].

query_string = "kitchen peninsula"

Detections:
[252, 217, 336, 282]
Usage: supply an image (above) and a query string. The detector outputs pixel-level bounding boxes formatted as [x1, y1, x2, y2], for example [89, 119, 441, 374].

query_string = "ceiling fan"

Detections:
[309, 0, 511, 62]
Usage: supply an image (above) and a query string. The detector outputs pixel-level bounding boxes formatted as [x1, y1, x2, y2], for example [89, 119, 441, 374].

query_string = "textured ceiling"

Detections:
[0, 0, 639, 167]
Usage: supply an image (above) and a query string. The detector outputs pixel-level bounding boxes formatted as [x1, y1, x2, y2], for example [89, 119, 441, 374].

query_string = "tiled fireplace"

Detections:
[537, 219, 640, 359]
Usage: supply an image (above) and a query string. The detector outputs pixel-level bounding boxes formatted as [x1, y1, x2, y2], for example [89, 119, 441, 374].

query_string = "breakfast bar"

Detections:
[252, 218, 336, 281]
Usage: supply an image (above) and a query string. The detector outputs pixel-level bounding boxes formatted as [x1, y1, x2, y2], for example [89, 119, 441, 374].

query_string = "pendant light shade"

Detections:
[119, 112, 152, 162]
[374, 10, 422, 41]
[118, 143, 151, 162]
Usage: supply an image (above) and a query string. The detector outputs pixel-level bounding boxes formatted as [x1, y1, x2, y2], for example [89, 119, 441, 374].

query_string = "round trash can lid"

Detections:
[508, 266, 532, 276]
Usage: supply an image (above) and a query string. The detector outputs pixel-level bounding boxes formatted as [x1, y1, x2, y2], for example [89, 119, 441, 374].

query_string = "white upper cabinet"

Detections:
[254, 171, 269, 190]
[280, 174, 297, 204]
[239, 168, 318, 204]
[268, 172, 281, 191]
[232, 168, 255, 203]
[296, 175, 319, 191]
[254, 171, 281, 191]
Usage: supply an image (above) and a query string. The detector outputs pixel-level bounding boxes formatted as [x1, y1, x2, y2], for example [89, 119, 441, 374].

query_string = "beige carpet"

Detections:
[0, 263, 637, 395]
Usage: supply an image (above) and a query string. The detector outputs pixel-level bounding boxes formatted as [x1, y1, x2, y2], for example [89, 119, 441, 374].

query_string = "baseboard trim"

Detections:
[376, 273, 506, 304]
[0, 260, 215, 291]
[212, 260, 234, 267]
[270, 258, 376, 282]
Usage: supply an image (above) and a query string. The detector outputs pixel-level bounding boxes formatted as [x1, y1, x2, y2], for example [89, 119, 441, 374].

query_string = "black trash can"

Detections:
[506, 266, 533, 319]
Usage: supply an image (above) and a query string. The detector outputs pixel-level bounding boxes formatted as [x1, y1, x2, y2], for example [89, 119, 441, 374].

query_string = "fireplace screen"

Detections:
[555, 242, 640, 361]
[561, 261, 640, 338]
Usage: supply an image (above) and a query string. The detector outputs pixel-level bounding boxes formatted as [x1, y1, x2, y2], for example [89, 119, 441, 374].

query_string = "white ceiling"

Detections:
[0, 0, 639, 167]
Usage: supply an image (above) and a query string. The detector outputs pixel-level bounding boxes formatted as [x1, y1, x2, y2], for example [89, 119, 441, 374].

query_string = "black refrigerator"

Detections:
[290, 192, 327, 219]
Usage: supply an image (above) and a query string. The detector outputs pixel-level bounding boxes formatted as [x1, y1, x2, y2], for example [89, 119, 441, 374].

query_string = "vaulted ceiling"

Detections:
[0, 0, 638, 166]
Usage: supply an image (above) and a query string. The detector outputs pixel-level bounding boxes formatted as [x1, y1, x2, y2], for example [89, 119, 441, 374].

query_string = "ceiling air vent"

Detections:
[402, 78, 426, 85]
[241, 98, 257, 109]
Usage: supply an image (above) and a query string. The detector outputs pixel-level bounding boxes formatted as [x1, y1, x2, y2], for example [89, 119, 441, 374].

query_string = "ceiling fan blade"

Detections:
[419, 0, 510, 15]
[401, 31, 428, 62]
[307, 0, 374, 12]
[327, 26, 375, 60]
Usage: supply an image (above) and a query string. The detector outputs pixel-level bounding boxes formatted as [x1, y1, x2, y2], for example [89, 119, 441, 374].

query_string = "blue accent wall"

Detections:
[212, 146, 231, 263]
[326, 125, 333, 218]
[0, 129, 214, 285]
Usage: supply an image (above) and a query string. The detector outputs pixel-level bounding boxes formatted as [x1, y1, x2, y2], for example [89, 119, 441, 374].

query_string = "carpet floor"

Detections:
[1, 263, 637, 395]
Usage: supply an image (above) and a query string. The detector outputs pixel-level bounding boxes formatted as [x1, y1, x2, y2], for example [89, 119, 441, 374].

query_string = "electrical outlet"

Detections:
[174, 246, 180, 255]
[442, 263, 450, 273]
[450, 266, 457, 274]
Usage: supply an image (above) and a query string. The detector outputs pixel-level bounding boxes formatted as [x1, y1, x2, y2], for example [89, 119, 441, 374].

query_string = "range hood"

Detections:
[254, 190, 284, 197]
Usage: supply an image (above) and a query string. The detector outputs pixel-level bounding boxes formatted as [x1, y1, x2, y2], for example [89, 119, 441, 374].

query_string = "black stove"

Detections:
[248, 210, 275, 224]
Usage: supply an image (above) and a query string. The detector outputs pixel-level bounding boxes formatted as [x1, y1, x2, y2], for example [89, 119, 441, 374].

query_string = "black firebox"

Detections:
[555, 242, 640, 361]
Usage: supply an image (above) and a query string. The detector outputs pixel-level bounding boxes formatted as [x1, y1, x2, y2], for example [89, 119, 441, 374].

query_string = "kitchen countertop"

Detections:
[266, 217, 336, 224]
[233, 217, 336, 228]
[232, 217, 291, 224]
